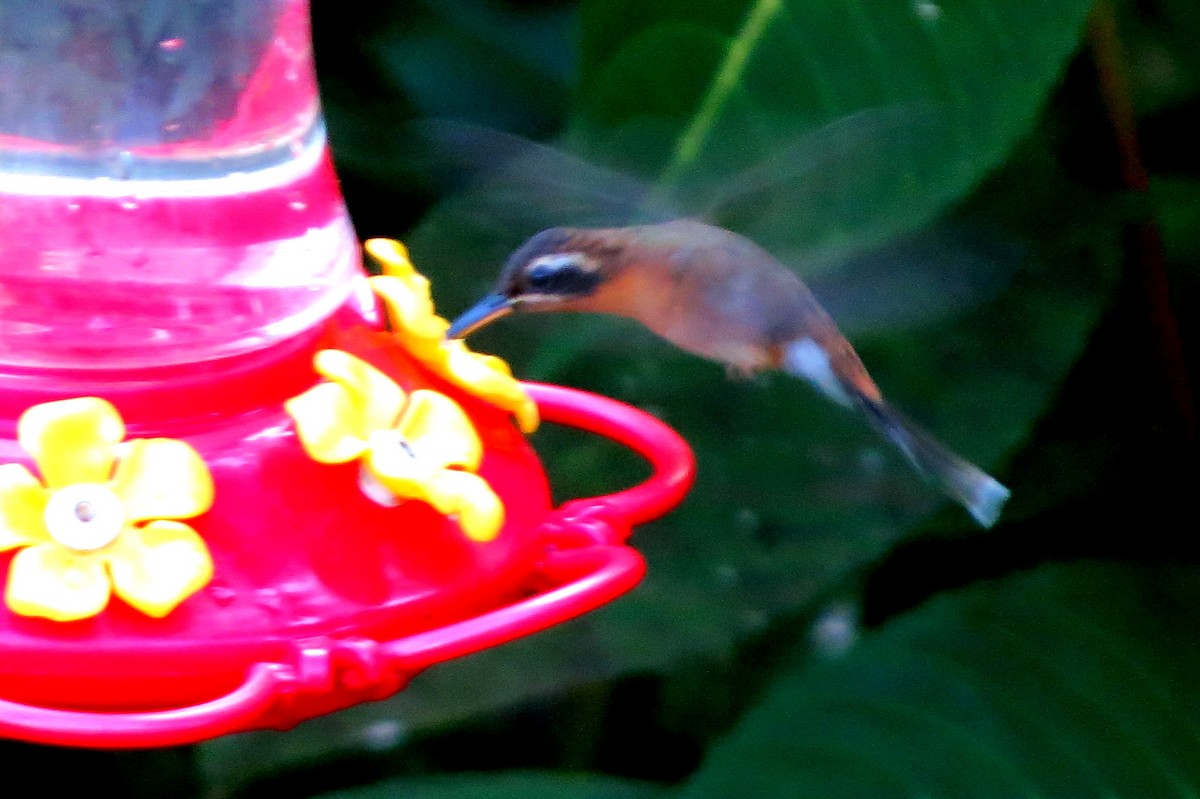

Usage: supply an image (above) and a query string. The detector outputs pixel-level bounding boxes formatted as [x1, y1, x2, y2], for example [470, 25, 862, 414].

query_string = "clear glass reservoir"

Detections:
[0, 0, 361, 368]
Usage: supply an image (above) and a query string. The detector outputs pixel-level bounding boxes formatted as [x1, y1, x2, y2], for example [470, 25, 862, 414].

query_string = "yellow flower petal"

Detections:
[469, 351, 513, 378]
[288, 351, 407, 464]
[364, 239, 436, 307]
[365, 238, 416, 279]
[394, 389, 483, 471]
[364, 439, 440, 501]
[0, 463, 51, 551]
[364, 456, 503, 542]
[369, 274, 450, 356]
[361, 392, 484, 506]
[511, 397, 539, 435]
[107, 521, 213, 618]
[18, 397, 124, 487]
[314, 349, 407, 435]
[365, 239, 452, 315]
[442, 341, 540, 433]
[428, 470, 505, 542]
[364, 241, 539, 435]
[109, 438, 214, 523]
[5, 544, 110, 621]
[286, 382, 370, 463]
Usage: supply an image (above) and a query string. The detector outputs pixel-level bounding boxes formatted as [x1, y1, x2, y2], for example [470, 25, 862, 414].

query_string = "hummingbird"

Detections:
[447, 218, 1010, 528]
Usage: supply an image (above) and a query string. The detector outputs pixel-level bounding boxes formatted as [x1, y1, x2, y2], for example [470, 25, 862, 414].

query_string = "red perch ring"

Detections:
[0, 309, 694, 748]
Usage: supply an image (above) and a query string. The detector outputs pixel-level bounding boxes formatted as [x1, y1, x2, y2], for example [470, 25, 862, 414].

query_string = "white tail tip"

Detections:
[966, 473, 1011, 528]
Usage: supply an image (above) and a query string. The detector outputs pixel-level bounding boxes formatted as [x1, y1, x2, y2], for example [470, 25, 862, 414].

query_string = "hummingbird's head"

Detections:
[447, 227, 609, 338]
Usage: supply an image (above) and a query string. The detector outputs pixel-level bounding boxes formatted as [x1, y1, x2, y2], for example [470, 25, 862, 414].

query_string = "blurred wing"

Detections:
[406, 108, 1014, 335]
[679, 104, 948, 265]
[407, 118, 677, 237]
[806, 222, 1023, 340]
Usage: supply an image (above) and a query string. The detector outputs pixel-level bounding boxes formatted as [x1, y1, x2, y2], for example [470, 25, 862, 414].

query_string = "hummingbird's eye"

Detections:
[525, 262, 563, 290]
[522, 253, 598, 296]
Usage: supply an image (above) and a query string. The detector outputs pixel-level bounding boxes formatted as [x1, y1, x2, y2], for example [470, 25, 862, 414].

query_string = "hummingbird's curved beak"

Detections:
[446, 292, 515, 338]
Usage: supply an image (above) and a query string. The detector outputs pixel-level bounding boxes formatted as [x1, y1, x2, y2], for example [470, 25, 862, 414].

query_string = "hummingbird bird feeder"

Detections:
[0, 0, 693, 748]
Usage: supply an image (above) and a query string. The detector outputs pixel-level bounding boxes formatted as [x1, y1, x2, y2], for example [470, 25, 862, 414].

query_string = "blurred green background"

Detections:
[6, 0, 1200, 796]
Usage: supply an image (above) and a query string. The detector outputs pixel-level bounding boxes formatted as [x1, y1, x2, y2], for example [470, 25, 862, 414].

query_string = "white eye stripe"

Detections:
[530, 253, 599, 272]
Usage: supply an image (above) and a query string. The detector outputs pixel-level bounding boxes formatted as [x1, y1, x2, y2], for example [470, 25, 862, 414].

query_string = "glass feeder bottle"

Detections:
[0, 0, 362, 369]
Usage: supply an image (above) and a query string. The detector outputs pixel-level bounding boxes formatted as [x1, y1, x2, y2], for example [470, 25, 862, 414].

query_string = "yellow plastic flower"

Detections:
[0, 397, 214, 622]
[285, 350, 504, 542]
[365, 238, 539, 434]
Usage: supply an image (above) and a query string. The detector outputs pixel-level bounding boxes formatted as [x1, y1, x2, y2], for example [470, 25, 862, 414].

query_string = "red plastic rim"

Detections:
[0, 382, 694, 748]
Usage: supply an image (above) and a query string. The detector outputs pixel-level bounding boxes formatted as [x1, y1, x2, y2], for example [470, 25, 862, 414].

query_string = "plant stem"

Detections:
[1087, 0, 1196, 443]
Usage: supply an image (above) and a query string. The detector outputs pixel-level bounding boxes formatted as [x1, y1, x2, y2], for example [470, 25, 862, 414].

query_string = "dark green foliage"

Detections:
[679, 563, 1200, 799]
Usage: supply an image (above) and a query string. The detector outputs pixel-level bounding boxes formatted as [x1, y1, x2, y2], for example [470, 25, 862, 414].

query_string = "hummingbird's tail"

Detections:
[851, 390, 1010, 527]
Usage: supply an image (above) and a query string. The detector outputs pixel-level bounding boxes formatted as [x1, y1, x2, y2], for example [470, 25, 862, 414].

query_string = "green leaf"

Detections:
[315, 771, 663, 799]
[313, 0, 576, 233]
[1117, 0, 1200, 115]
[677, 562, 1200, 799]
[1154, 177, 1200, 267]
[574, 0, 1096, 256]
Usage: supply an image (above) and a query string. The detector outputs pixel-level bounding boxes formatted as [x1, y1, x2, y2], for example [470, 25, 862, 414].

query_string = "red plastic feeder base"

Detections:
[0, 303, 693, 749]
